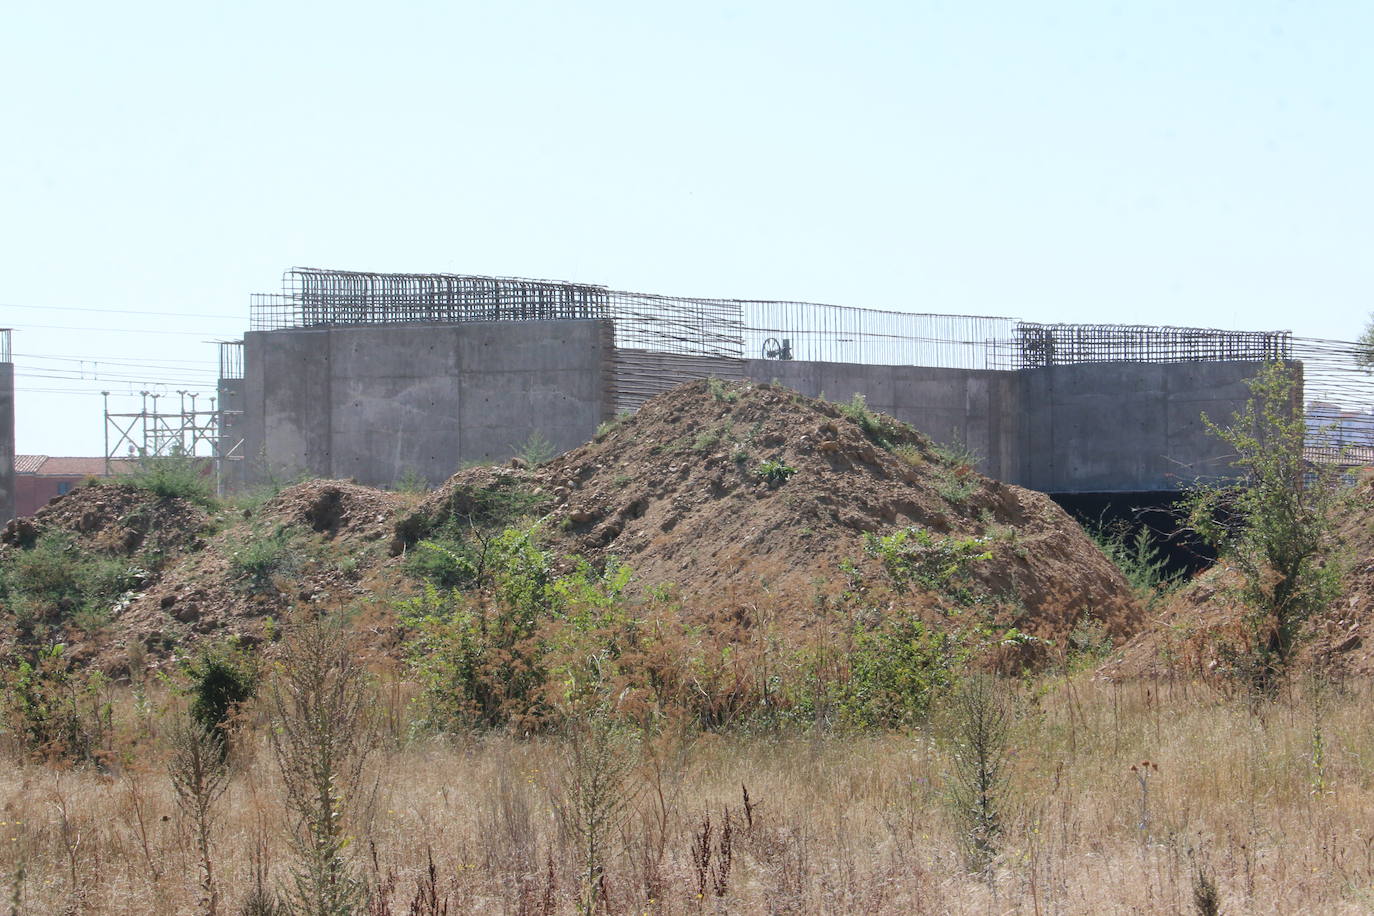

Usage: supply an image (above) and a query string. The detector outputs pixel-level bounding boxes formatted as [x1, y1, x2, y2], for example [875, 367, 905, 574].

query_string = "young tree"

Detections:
[168, 715, 230, 916]
[269, 614, 374, 916]
[1186, 361, 1346, 689]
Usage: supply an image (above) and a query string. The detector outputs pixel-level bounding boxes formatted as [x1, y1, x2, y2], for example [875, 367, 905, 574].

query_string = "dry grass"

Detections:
[6, 675, 1374, 914]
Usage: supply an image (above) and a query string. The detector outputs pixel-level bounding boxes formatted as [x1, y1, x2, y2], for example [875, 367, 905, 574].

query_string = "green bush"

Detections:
[182, 642, 257, 749]
[513, 430, 556, 467]
[1, 644, 113, 762]
[836, 394, 899, 449]
[593, 411, 635, 442]
[124, 454, 217, 507]
[754, 458, 797, 485]
[931, 437, 981, 470]
[842, 615, 966, 728]
[864, 527, 992, 601]
[1185, 362, 1346, 689]
[1088, 521, 1179, 607]
[405, 537, 484, 590]
[0, 531, 143, 631]
[399, 527, 633, 731]
[707, 377, 740, 402]
[227, 526, 298, 593]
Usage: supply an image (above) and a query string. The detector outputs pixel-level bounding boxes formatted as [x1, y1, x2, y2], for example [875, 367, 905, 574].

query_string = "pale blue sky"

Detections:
[4, 0, 1371, 455]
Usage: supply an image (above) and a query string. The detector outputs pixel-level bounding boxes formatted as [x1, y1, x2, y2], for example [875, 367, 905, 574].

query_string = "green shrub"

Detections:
[1088, 522, 1179, 607]
[392, 468, 431, 495]
[593, 411, 635, 442]
[931, 437, 981, 470]
[836, 394, 899, 449]
[864, 527, 992, 601]
[842, 614, 966, 728]
[405, 537, 484, 590]
[182, 641, 257, 747]
[1184, 361, 1347, 689]
[124, 454, 217, 507]
[754, 459, 797, 485]
[1, 643, 113, 762]
[513, 430, 556, 467]
[400, 527, 633, 731]
[0, 531, 143, 630]
[227, 526, 298, 592]
[707, 377, 740, 402]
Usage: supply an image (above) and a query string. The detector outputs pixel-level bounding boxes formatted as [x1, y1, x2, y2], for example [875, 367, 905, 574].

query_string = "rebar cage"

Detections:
[245, 267, 1374, 459]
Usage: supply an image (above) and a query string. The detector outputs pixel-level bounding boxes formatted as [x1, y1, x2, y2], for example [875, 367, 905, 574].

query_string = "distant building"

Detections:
[13, 456, 133, 518]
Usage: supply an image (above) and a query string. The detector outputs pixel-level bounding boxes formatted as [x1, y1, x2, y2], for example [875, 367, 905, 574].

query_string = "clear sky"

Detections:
[4, 0, 1371, 456]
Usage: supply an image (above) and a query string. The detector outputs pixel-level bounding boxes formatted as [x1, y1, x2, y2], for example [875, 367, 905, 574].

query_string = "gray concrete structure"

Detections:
[0, 361, 13, 524]
[747, 357, 1264, 492]
[240, 318, 1267, 494]
[243, 319, 612, 486]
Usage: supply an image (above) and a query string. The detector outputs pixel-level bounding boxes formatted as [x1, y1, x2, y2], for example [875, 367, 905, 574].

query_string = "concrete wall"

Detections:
[241, 318, 1266, 494]
[1020, 360, 1270, 493]
[0, 362, 13, 524]
[747, 357, 1265, 492]
[243, 320, 611, 487]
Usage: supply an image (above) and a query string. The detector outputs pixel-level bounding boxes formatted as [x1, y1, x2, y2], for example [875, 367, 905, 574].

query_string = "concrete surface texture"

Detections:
[747, 356, 1265, 492]
[242, 319, 611, 487]
[0, 362, 13, 524]
[241, 318, 1267, 494]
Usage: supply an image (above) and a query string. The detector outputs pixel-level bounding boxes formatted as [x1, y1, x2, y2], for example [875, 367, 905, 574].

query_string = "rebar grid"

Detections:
[245, 267, 1374, 456]
[251, 268, 609, 331]
[217, 341, 243, 380]
[0, 329, 10, 364]
[1005, 323, 1292, 369]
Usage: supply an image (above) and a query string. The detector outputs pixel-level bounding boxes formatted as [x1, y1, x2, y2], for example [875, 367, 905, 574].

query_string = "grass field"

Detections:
[5, 672, 1374, 915]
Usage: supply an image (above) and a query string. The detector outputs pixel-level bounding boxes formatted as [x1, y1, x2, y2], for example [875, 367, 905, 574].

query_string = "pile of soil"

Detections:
[1, 483, 210, 558]
[0, 480, 415, 672]
[4, 381, 1146, 672]
[1107, 471, 1374, 679]
[415, 380, 1143, 654]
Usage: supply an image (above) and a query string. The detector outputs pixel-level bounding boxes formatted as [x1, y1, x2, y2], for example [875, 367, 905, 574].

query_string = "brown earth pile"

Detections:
[0, 480, 413, 671]
[5, 380, 1146, 671]
[413, 380, 1143, 653]
[1, 483, 209, 558]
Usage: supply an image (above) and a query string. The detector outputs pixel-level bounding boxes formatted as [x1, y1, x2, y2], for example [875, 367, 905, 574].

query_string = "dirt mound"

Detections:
[418, 380, 1143, 653]
[259, 479, 407, 544]
[1, 482, 210, 557]
[1107, 472, 1374, 679]
[0, 479, 416, 673]
[4, 383, 1144, 672]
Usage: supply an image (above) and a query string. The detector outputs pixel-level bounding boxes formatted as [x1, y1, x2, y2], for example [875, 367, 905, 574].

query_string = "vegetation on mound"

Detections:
[0, 531, 146, 638]
[119, 454, 218, 508]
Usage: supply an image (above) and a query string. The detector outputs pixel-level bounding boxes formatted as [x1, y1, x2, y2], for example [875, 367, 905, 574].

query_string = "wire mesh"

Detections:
[745, 302, 1014, 369]
[1004, 323, 1292, 369]
[245, 268, 1374, 461]
[217, 341, 243, 380]
[251, 268, 610, 331]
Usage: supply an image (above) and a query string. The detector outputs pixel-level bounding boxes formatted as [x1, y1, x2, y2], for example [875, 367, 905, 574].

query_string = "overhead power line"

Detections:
[8, 322, 236, 337]
[1, 301, 243, 320]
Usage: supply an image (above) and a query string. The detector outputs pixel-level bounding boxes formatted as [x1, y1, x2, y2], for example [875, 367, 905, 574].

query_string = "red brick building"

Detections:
[13, 456, 132, 518]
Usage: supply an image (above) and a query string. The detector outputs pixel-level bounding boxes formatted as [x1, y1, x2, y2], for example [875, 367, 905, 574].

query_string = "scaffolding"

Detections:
[102, 390, 220, 470]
